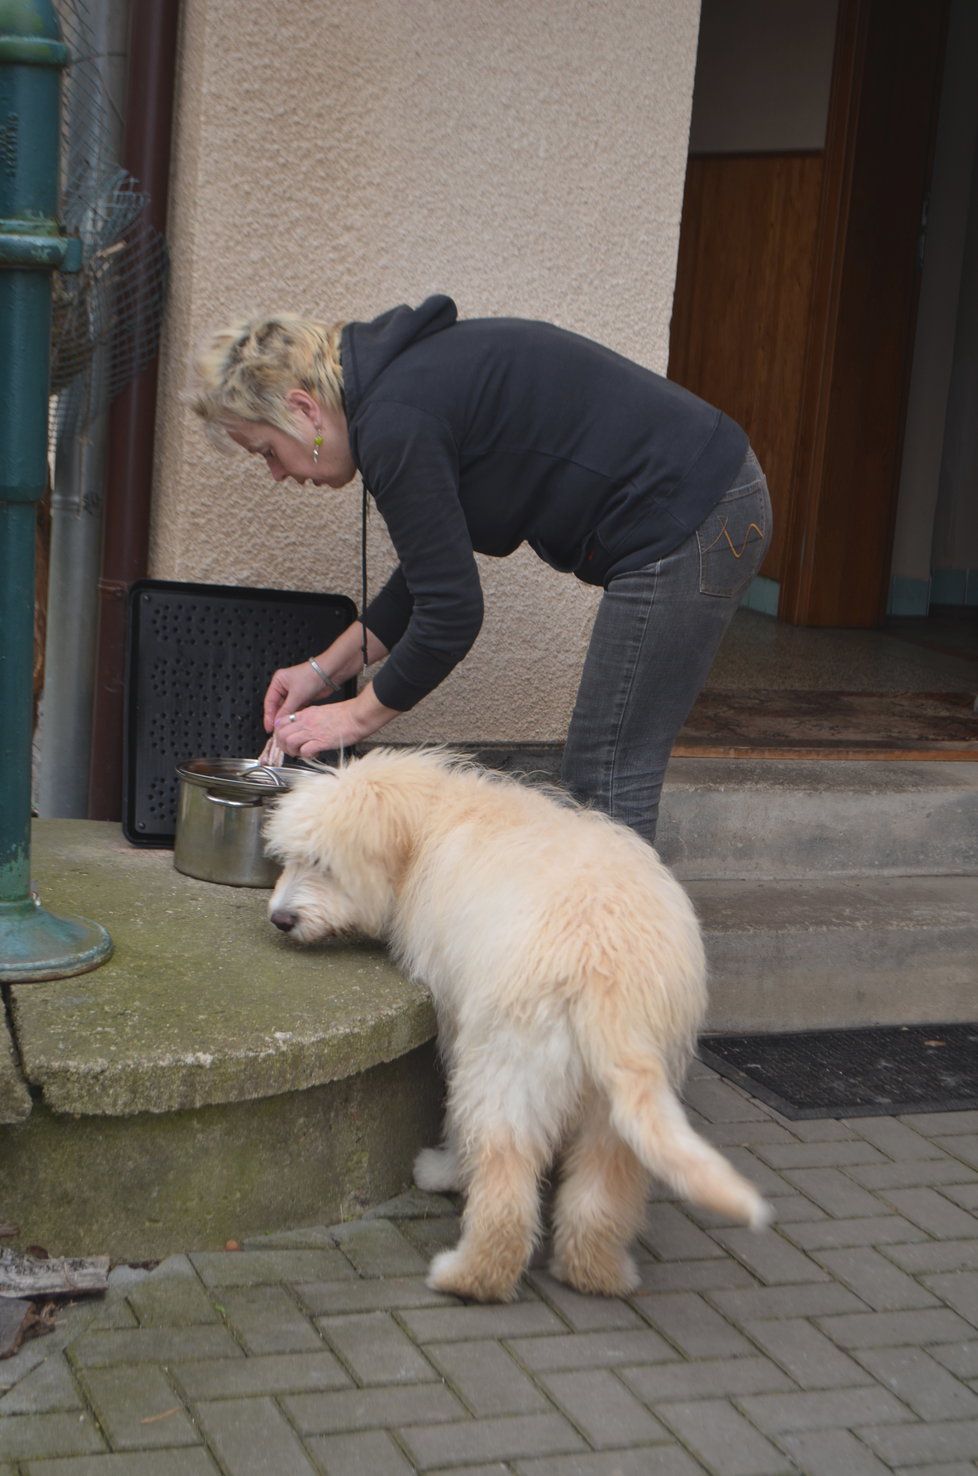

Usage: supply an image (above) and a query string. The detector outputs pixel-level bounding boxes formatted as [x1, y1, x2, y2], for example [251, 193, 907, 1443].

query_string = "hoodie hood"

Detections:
[341, 294, 458, 417]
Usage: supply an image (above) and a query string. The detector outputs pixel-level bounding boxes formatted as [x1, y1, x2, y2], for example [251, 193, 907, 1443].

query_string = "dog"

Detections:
[264, 747, 770, 1303]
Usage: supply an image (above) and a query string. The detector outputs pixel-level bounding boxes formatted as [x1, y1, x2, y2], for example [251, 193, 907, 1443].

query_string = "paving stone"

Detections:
[706, 1281, 866, 1324]
[126, 1261, 219, 1328]
[944, 1183, 978, 1211]
[397, 1411, 586, 1469]
[781, 1214, 927, 1251]
[396, 1217, 464, 1258]
[764, 1113, 856, 1143]
[756, 1141, 886, 1170]
[779, 1168, 884, 1218]
[507, 1328, 674, 1373]
[425, 1339, 550, 1416]
[619, 1355, 794, 1403]
[812, 1247, 941, 1310]
[516, 1456, 703, 1476]
[707, 1148, 791, 1200]
[363, 1190, 458, 1220]
[190, 1248, 355, 1286]
[881, 1186, 978, 1238]
[537, 1369, 669, 1449]
[920, 1270, 978, 1326]
[736, 1384, 912, 1434]
[330, 1218, 430, 1277]
[743, 1317, 869, 1390]
[856, 1416, 978, 1465]
[934, 1134, 978, 1169]
[240, 1225, 339, 1250]
[68, 1326, 242, 1368]
[655, 1397, 790, 1475]
[848, 1158, 978, 1191]
[695, 1119, 797, 1147]
[23, 1453, 221, 1475]
[319, 1311, 436, 1384]
[631, 1258, 758, 1296]
[884, 1239, 978, 1274]
[709, 1227, 828, 1285]
[683, 1077, 770, 1123]
[844, 1116, 945, 1160]
[930, 1341, 978, 1378]
[815, 1308, 976, 1349]
[639, 1292, 753, 1358]
[194, 1396, 317, 1474]
[296, 1276, 455, 1315]
[761, 1194, 828, 1224]
[892, 1465, 978, 1476]
[304, 1429, 413, 1474]
[901, 1112, 978, 1134]
[640, 1204, 728, 1260]
[216, 1285, 322, 1355]
[525, 1273, 645, 1332]
[397, 1301, 565, 1344]
[775, 1427, 893, 1476]
[0, 1354, 83, 1415]
[0, 1411, 105, 1463]
[283, 1382, 466, 1436]
[852, 1345, 978, 1420]
[77, 1366, 198, 1450]
[170, 1350, 351, 1400]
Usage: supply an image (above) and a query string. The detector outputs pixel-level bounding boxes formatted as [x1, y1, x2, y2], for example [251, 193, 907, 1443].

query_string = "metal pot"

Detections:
[173, 759, 303, 887]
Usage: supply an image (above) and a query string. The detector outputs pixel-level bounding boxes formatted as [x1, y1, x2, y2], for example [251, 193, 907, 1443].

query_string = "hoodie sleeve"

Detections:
[363, 564, 413, 654]
[354, 400, 484, 712]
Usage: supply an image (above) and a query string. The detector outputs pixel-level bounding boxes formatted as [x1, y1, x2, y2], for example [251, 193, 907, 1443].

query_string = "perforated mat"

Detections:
[124, 579, 356, 845]
[699, 1023, 978, 1119]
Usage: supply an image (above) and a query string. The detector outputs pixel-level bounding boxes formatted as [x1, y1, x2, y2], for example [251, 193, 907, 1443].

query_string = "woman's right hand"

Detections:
[262, 660, 327, 734]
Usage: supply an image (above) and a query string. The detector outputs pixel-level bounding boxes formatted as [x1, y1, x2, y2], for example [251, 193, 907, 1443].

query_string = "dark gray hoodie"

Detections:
[342, 295, 747, 712]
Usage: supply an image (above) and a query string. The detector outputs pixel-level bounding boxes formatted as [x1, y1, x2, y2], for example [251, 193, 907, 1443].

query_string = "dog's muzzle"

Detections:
[270, 909, 298, 933]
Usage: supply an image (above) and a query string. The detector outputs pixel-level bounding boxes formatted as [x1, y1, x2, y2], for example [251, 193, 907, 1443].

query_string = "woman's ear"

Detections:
[285, 388, 319, 426]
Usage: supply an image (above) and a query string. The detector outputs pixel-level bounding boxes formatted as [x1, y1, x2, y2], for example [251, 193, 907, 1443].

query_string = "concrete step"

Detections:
[658, 758, 978, 880]
[692, 873, 978, 1033]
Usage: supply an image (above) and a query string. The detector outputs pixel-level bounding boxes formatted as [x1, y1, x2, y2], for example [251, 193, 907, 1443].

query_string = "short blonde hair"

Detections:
[191, 313, 346, 442]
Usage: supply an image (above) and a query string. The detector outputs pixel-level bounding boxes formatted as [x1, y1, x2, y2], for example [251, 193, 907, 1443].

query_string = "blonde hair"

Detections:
[191, 313, 346, 442]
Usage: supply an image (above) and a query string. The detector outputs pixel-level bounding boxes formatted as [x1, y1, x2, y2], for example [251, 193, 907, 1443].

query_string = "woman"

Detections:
[192, 295, 771, 844]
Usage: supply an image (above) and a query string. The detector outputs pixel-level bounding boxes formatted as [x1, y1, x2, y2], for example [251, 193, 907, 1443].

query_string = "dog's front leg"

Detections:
[427, 1129, 546, 1303]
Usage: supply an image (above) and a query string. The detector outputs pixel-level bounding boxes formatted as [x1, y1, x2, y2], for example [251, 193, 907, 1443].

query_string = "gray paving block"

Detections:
[847, 1158, 978, 1191]
[756, 1141, 886, 1170]
[853, 1345, 978, 1420]
[706, 1281, 866, 1325]
[76, 1366, 198, 1451]
[304, 1429, 413, 1475]
[525, 1273, 645, 1333]
[22, 1453, 222, 1475]
[126, 1262, 219, 1329]
[515, 1452, 703, 1476]
[812, 1246, 941, 1311]
[67, 1326, 243, 1368]
[945, 1183, 978, 1210]
[297, 1276, 454, 1315]
[330, 1218, 430, 1277]
[0, 1411, 105, 1463]
[743, 1317, 869, 1390]
[507, 1328, 674, 1373]
[901, 1111, 978, 1135]
[363, 1190, 457, 1220]
[781, 1215, 927, 1251]
[856, 1416, 978, 1465]
[620, 1356, 794, 1403]
[319, 1311, 436, 1384]
[682, 1077, 770, 1124]
[920, 1270, 978, 1325]
[779, 1169, 884, 1218]
[536, 1369, 669, 1449]
[930, 1342, 978, 1378]
[0, 1354, 83, 1415]
[761, 1194, 828, 1224]
[283, 1383, 466, 1436]
[709, 1227, 828, 1286]
[639, 1292, 753, 1358]
[845, 1117, 945, 1160]
[736, 1385, 913, 1434]
[170, 1350, 351, 1401]
[630, 1258, 758, 1296]
[656, 1397, 790, 1475]
[425, 1339, 549, 1416]
[884, 1239, 978, 1274]
[216, 1284, 322, 1355]
[881, 1187, 978, 1238]
[397, 1301, 565, 1344]
[240, 1225, 339, 1250]
[640, 1204, 728, 1260]
[190, 1248, 355, 1287]
[815, 1308, 976, 1349]
[776, 1428, 893, 1476]
[397, 1411, 587, 1470]
[194, 1396, 319, 1474]
[934, 1134, 978, 1169]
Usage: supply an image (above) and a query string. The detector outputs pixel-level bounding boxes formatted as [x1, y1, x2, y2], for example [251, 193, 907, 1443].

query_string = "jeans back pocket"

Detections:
[696, 482, 770, 599]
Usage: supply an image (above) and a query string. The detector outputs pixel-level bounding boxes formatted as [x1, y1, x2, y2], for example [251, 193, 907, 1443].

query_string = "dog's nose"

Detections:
[270, 909, 297, 933]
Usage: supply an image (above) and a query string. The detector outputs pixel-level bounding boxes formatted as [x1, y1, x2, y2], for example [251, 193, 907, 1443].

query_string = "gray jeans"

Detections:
[561, 447, 772, 845]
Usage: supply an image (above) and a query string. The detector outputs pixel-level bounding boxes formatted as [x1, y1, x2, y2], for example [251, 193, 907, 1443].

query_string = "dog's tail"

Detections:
[579, 1014, 771, 1229]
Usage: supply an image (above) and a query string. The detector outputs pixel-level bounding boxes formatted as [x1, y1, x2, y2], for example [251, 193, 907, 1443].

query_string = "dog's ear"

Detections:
[262, 772, 339, 864]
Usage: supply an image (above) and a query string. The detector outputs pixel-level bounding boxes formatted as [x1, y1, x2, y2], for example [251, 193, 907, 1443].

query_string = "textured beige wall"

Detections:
[154, 0, 700, 742]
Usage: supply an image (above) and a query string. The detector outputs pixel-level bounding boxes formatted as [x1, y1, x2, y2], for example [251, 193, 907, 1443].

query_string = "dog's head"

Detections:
[263, 750, 440, 943]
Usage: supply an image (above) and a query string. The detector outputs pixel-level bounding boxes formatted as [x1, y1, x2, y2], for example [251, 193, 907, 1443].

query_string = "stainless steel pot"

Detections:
[173, 759, 303, 887]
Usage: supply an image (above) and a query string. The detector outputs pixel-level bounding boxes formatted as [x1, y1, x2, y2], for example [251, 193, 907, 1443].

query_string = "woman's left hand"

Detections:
[272, 699, 366, 759]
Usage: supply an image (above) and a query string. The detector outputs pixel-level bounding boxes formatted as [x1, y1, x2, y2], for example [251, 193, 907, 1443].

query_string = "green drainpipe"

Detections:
[0, 0, 111, 980]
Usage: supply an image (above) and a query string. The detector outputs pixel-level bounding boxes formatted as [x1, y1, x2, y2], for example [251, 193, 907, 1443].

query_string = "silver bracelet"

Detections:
[309, 657, 342, 695]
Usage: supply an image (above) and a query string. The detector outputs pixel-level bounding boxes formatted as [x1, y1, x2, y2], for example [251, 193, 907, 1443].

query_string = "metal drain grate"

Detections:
[124, 579, 356, 844]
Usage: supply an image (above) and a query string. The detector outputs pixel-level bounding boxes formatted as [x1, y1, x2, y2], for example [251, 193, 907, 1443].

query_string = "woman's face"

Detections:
[225, 393, 356, 490]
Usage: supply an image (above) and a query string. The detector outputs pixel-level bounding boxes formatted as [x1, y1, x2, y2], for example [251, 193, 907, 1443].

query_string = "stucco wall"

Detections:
[153, 0, 701, 742]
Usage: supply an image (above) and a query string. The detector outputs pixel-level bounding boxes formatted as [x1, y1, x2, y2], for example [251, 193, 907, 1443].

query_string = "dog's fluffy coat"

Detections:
[265, 748, 769, 1302]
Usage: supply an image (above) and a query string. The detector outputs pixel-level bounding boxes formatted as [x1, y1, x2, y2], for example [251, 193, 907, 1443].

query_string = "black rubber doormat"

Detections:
[698, 1023, 978, 1119]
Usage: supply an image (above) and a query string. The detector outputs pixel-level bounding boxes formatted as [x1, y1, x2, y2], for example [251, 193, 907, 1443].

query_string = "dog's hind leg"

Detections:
[550, 1093, 649, 1297]
[414, 1140, 462, 1194]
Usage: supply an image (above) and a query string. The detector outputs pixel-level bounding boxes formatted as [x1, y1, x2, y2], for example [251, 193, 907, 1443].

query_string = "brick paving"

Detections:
[3, 1064, 978, 1474]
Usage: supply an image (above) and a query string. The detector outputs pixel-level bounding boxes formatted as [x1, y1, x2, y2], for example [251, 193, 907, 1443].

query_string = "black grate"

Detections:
[124, 580, 356, 845]
[699, 1023, 978, 1119]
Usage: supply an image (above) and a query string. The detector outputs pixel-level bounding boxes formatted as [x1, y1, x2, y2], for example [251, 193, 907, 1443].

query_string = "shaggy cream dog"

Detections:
[265, 748, 770, 1303]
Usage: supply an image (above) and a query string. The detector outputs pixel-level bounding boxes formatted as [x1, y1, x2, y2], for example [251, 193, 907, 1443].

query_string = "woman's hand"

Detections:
[272, 698, 366, 759]
[262, 660, 326, 733]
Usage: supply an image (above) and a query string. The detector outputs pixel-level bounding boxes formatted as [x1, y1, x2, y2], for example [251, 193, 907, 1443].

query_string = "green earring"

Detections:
[312, 432, 323, 464]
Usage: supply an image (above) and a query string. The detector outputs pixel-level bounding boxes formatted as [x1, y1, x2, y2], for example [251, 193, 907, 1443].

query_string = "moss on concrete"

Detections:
[13, 822, 436, 1116]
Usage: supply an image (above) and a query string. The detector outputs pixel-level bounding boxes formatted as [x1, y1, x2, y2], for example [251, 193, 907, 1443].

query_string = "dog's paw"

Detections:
[414, 1146, 461, 1194]
[550, 1248, 641, 1298]
[426, 1247, 519, 1304]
